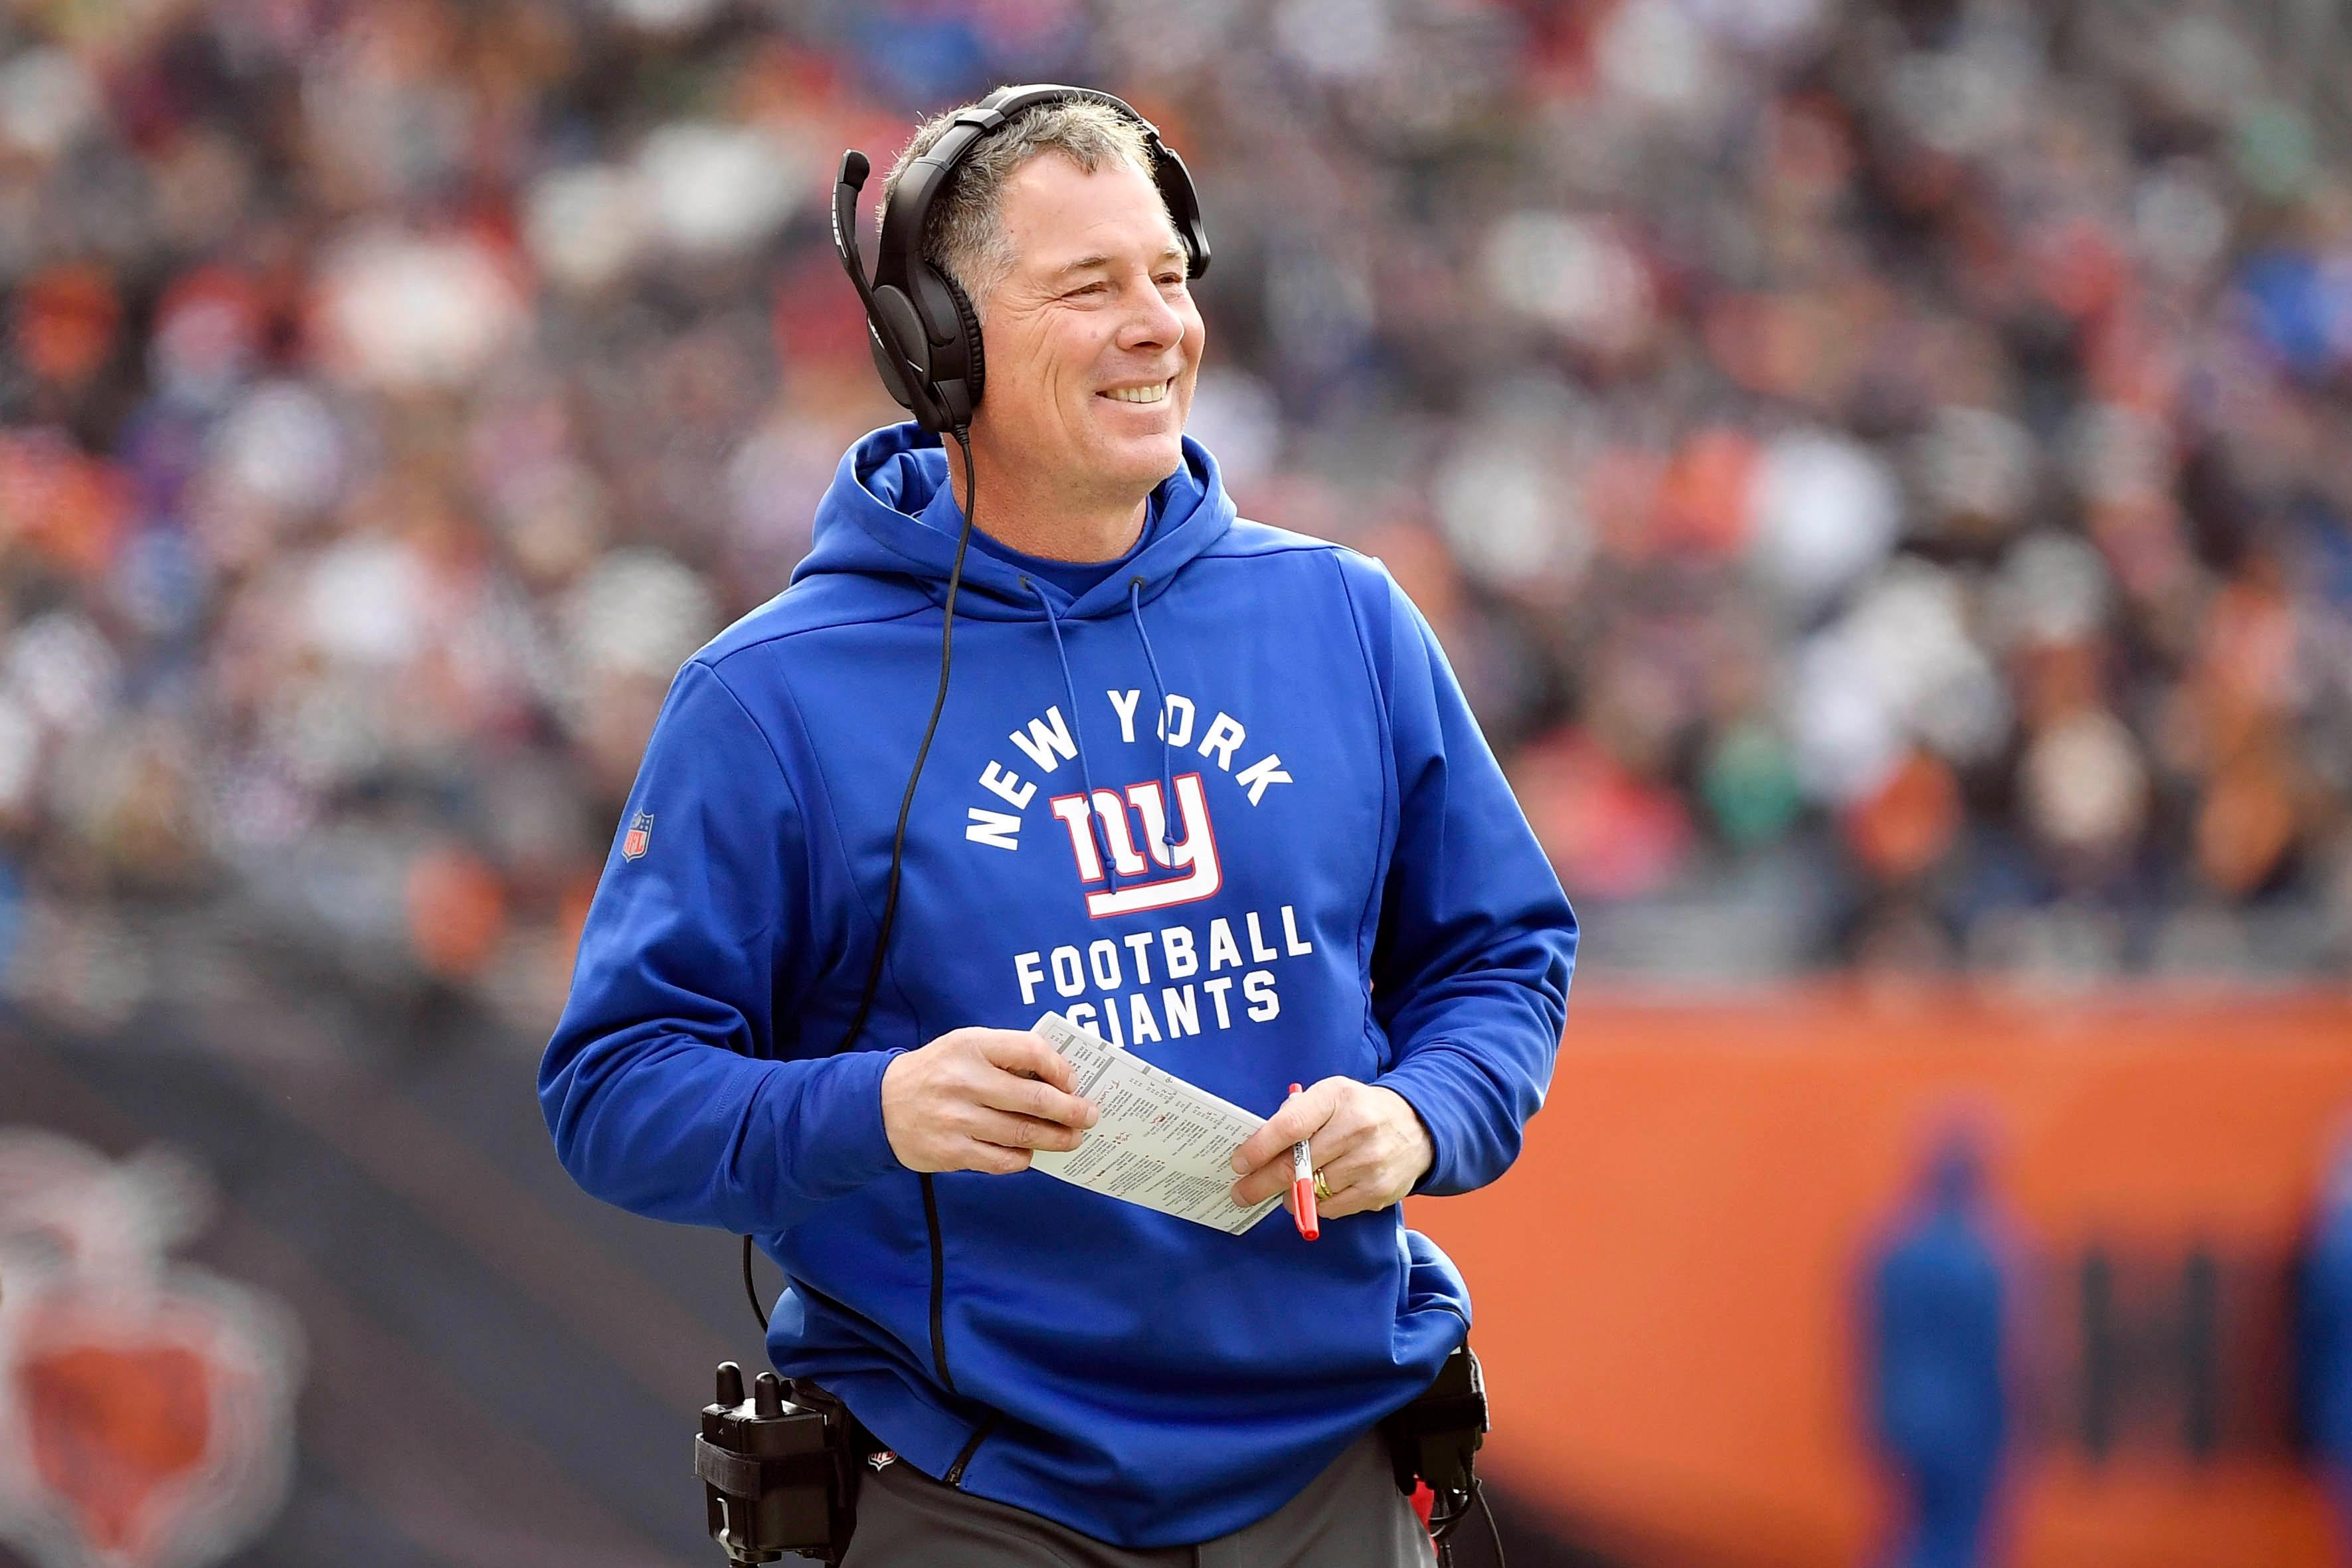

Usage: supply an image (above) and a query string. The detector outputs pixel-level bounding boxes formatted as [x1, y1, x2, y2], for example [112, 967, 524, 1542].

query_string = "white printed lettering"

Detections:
[1198, 712, 1245, 771]
[1128, 992, 1163, 1045]
[1244, 970, 1279, 1022]
[980, 761, 1036, 810]
[1123, 931, 1155, 986]
[1245, 911, 1277, 962]
[1050, 946, 1084, 999]
[1015, 951, 1045, 1007]
[1160, 925, 1198, 978]
[1157, 693, 1195, 746]
[1203, 976, 1235, 1029]
[1162, 986, 1200, 1037]
[1107, 688, 1142, 744]
[1207, 918, 1243, 972]
[1281, 905, 1314, 957]
[966, 808, 1022, 851]
[1010, 707, 1078, 773]
[1236, 753, 1293, 805]
[1089, 939, 1122, 991]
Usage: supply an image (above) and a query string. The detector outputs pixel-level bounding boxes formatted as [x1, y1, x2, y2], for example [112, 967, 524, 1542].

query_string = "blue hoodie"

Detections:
[541, 424, 1576, 1547]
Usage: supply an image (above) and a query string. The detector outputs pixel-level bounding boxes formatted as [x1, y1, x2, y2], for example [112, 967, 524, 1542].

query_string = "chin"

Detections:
[1102, 431, 1185, 487]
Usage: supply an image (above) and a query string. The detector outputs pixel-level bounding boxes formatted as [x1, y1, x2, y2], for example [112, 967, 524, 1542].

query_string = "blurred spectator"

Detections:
[1866, 1132, 2011, 1568]
[0, 0, 2349, 1026]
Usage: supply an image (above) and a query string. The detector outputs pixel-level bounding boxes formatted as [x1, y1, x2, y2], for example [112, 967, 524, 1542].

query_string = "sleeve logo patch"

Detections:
[622, 812, 654, 861]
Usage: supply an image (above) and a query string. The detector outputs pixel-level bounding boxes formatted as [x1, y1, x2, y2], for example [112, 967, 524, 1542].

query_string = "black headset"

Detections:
[832, 83, 1212, 435]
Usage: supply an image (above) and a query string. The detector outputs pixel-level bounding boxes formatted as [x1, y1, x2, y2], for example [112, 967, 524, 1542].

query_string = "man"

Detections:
[541, 89, 1576, 1566]
[1866, 1135, 2009, 1568]
[2299, 1130, 2352, 1558]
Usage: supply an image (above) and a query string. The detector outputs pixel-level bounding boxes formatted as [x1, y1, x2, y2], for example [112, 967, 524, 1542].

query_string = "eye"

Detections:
[1156, 272, 1185, 288]
[1065, 281, 1108, 300]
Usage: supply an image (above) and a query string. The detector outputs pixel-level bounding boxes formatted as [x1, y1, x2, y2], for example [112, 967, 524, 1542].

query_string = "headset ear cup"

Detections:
[947, 277, 984, 410]
[912, 264, 985, 429]
[867, 286, 932, 418]
[867, 327, 917, 413]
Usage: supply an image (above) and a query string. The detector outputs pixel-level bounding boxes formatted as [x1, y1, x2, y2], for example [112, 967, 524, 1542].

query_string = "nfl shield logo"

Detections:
[622, 812, 654, 861]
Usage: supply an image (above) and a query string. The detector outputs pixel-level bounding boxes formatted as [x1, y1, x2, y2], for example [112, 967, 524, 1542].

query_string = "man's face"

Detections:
[969, 152, 1206, 509]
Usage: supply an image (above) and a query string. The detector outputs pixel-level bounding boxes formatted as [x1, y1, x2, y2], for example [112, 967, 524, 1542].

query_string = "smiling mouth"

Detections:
[1100, 379, 1172, 405]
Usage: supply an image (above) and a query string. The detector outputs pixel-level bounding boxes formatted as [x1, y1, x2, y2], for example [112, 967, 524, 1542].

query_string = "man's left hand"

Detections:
[1229, 1079, 1433, 1221]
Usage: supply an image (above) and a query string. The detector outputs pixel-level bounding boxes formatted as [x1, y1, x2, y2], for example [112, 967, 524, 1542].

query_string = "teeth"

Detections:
[1105, 381, 1168, 404]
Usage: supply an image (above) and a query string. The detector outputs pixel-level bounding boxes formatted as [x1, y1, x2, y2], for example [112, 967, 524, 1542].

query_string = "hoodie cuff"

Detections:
[1373, 1052, 1473, 1198]
[777, 1047, 908, 1199]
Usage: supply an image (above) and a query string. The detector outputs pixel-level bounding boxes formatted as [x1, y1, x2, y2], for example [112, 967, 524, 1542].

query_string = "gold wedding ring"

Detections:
[1314, 1171, 1332, 1201]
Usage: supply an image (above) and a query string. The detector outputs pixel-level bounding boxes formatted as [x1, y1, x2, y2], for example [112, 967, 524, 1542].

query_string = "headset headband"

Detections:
[834, 84, 1210, 434]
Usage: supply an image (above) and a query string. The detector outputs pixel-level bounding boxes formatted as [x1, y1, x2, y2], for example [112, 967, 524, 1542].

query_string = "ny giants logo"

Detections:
[1046, 773, 1221, 918]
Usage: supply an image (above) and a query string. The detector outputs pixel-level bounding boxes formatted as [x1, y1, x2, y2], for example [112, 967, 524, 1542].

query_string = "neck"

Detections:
[947, 438, 1151, 563]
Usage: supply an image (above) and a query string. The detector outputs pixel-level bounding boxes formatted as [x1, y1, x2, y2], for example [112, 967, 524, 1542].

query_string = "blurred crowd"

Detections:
[3, 0, 2351, 1028]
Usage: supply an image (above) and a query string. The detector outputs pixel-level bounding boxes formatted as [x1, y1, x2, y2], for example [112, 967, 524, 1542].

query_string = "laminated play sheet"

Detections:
[1027, 1011, 1284, 1235]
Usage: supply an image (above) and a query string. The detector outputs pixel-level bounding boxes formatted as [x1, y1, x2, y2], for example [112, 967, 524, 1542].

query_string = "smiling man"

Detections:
[540, 88, 1577, 1567]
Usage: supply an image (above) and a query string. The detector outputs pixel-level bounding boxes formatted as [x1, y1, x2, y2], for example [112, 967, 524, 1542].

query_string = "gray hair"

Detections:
[881, 94, 1163, 322]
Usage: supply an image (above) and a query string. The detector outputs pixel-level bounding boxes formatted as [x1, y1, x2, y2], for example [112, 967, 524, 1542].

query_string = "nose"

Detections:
[1117, 277, 1185, 355]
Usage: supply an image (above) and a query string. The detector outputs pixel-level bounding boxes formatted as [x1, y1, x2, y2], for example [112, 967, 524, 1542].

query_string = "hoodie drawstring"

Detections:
[1127, 576, 1178, 850]
[1028, 580, 1121, 892]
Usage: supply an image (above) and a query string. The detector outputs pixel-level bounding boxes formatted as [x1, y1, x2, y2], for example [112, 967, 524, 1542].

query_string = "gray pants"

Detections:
[839, 1428, 1430, 1567]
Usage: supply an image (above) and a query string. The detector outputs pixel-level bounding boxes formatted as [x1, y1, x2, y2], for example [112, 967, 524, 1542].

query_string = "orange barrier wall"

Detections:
[1412, 990, 2352, 1568]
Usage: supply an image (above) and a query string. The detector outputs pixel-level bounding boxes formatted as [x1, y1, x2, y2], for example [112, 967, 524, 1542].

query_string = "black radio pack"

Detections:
[1380, 1342, 1495, 1567]
[695, 1363, 861, 1565]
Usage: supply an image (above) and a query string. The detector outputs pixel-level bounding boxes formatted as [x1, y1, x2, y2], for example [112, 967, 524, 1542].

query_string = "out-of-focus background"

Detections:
[2, 0, 2351, 1563]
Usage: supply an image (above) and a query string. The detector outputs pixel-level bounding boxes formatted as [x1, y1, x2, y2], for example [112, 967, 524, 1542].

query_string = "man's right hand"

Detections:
[881, 1027, 1099, 1175]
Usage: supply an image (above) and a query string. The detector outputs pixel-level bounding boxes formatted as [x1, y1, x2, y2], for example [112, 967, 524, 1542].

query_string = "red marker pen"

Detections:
[1287, 1083, 1319, 1241]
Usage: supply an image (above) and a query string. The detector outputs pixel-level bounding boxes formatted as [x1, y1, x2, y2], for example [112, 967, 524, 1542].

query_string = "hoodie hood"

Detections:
[792, 422, 1237, 620]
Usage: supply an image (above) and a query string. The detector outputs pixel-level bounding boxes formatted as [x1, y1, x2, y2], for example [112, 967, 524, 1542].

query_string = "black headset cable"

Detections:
[743, 425, 979, 1333]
